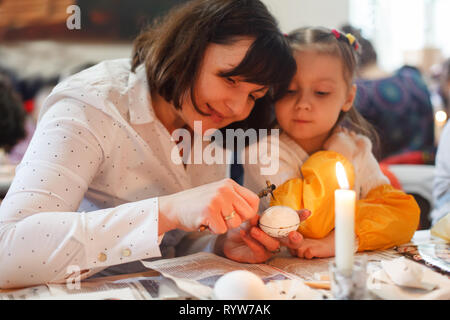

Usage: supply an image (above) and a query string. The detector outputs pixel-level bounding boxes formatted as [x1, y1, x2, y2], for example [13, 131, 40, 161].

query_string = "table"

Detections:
[0, 230, 448, 300]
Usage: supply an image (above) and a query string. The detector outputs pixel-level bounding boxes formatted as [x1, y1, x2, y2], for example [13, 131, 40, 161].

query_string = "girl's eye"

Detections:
[316, 91, 330, 96]
[286, 89, 297, 94]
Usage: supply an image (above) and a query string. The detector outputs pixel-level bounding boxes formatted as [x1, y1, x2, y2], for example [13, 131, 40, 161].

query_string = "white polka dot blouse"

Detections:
[0, 59, 228, 289]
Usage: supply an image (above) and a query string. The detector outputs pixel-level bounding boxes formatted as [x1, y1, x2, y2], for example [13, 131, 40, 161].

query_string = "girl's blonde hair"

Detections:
[285, 26, 380, 157]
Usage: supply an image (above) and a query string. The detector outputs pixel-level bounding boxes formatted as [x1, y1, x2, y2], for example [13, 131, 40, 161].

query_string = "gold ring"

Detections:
[224, 211, 236, 221]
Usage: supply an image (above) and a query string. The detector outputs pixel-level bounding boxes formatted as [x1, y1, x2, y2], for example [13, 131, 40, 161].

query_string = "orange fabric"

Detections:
[355, 184, 420, 251]
[271, 151, 355, 238]
[269, 150, 420, 251]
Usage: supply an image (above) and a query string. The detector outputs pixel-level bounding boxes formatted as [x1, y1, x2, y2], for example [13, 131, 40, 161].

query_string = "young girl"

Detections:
[238, 27, 420, 260]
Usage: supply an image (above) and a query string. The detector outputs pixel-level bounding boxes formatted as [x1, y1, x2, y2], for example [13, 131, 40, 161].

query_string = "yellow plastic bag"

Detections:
[269, 150, 420, 250]
[270, 151, 354, 238]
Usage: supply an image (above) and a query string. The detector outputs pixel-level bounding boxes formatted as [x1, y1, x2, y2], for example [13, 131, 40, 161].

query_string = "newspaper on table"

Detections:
[2, 230, 445, 300]
[267, 230, 449, 282]
[266, 248, 400, 282]
[141, 251, 331, 300]
[0, 272, 184, 300]
[0, 249, 401, 300]
[0, 252, 312, 300]
[394, 229, 450, 275]
[0, 279, 156, 300]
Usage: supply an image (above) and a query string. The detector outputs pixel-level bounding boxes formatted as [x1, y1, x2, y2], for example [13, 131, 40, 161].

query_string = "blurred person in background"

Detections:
[438, 58, 450, 114]
[431, 58, 450, 229]
[431, 120, 450, 226]
[0, 62, 94, 165]
[0, 65, 60, 165]
[0, 73, 26, 161]
[341, 25, 436, 165]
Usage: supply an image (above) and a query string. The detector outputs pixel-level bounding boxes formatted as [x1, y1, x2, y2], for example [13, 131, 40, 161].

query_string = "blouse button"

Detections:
[98, 252, 107, 262]
[122, 248, 132, 257]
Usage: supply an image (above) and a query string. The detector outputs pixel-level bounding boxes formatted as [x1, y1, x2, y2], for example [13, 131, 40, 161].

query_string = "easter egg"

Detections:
[213, 270, 270, 300]
[259, 206, 300, 238]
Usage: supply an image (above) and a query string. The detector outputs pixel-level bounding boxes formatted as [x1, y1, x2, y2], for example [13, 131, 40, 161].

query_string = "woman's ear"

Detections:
[342, 84, 357, 112]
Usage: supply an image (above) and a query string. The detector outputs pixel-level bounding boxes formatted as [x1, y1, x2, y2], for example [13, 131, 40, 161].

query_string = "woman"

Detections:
[0, 0, 297, 288]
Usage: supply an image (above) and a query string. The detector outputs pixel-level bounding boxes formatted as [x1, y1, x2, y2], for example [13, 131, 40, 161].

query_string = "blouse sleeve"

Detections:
[355, 184, 420, 251]
[0, 99, 162, 289]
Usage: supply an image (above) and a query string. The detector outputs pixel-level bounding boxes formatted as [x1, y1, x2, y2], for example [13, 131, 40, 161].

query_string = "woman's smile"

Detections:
[206, 103, 226, 124]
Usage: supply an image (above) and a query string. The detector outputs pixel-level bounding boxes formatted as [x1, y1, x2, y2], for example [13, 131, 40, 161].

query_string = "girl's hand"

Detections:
[158, 178, 259, 235]
[222, 209, 311, 263]
[289, 230, 336, 259]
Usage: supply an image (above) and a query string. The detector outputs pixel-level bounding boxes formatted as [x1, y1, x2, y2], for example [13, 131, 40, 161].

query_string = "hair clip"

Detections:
[345, 33, 359, 50]
[345, 33, 356, 45]
[331, 29, 341, 39]
[331, 29, 359, 51]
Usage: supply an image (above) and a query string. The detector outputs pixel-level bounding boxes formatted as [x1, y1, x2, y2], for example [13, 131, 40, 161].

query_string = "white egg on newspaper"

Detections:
[213, 270, 270, 300]
[259, 206, 300, 238]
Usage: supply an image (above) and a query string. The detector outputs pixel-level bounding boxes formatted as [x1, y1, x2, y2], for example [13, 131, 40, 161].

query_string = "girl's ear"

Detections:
[342, 84, 357, 112]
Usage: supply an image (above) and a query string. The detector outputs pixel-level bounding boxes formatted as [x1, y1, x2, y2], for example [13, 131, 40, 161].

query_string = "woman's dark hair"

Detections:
[131, 0, 296, 136]
[285, 26, 380, 156]
[0, 74, 26, 152]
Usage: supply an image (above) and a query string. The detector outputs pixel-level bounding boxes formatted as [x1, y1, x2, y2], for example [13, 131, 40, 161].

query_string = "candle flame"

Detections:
[336, 161, 349, 189]
[435, 110, 447, 124]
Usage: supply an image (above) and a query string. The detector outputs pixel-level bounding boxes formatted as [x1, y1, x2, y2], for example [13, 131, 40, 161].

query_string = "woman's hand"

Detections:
[222, 209, 311, 263]
[289, 230, 336, 259]
[158, 178, 259, 235]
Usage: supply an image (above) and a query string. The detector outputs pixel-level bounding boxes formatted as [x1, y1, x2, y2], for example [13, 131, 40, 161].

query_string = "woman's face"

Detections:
[180, 38, 268, 135]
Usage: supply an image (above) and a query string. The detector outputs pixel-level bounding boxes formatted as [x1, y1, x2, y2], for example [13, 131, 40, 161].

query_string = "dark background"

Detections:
[0, 0, 187, 42]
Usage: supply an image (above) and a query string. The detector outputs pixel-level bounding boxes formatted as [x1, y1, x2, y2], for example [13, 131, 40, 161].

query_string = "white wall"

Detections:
[261, 0, 350, 33]
[349, 0, 450, 72]
[0, 41, 132, 79]
[1, 1, 352, 79]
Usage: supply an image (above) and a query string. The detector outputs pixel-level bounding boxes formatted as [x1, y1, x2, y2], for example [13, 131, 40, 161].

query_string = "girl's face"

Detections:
[275, 50, 356, 154]
[181, 38, 268, 135]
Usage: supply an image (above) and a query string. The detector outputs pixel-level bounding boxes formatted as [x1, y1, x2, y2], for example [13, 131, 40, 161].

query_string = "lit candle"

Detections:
[334, 162, 356, 275]
[434, 110, 447, 146]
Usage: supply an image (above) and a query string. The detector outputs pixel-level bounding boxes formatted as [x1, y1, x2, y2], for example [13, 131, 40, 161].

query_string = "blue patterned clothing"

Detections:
[354, 66, 435, 162]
